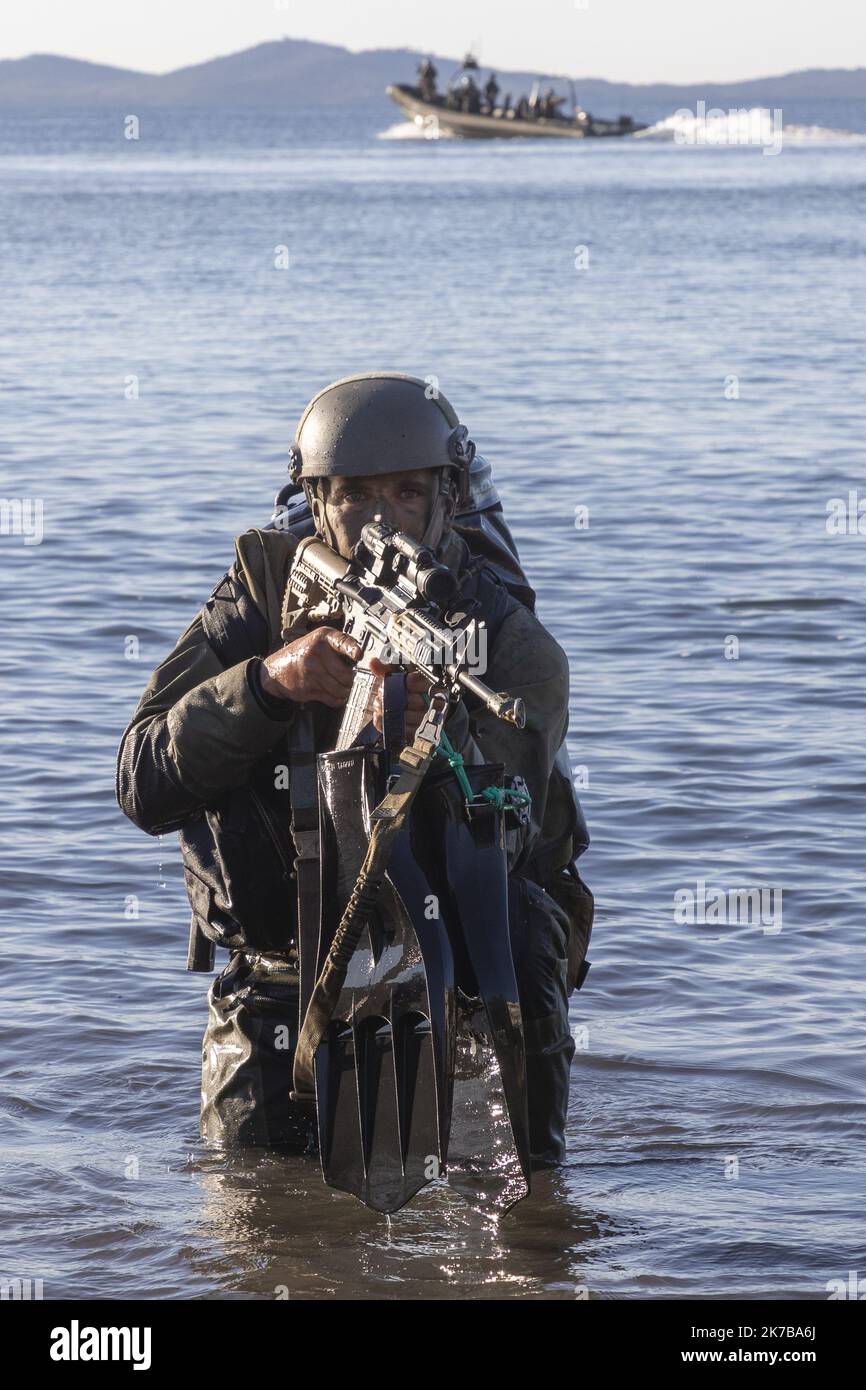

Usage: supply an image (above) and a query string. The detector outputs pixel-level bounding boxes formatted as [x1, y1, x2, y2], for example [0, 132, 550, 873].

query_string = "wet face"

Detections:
[310, 468, 456, 558]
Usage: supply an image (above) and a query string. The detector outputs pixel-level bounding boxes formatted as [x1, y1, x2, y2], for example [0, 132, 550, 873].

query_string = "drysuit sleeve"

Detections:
[443, 604, 570, 872]
[115, 527, 298, 836]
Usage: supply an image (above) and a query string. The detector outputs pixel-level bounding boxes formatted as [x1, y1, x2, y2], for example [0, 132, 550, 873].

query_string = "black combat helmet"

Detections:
[288, 372, 476, 509]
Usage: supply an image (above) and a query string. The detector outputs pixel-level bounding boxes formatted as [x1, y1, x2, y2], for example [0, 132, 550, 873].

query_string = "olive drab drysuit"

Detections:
[116, 515, 593, 1165]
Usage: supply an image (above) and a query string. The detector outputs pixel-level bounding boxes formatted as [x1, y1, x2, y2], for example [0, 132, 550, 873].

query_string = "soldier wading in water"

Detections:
[116, 373, 593, 1172]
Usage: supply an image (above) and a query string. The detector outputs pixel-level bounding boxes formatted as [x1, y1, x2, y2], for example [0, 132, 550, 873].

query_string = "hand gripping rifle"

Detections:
[287, 519, 526, 751]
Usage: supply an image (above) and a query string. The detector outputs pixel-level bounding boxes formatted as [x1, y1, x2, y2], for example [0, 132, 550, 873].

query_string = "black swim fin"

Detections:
[309, 747, 530, 1215]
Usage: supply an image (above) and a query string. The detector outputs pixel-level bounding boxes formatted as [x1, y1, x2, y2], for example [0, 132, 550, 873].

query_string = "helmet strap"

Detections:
[420, 468, 458, 552]
[306, 478, 341, 552]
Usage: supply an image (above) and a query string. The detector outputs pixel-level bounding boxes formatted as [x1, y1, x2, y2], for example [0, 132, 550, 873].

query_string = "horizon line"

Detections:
[1, 37, 864, 89]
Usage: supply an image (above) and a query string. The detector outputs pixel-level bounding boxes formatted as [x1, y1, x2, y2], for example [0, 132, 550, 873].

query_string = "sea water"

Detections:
[0, 100, 864, 1298]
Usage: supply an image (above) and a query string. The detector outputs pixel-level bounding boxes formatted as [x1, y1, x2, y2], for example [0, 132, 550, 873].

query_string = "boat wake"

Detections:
[636, 108, 864, 146]
[378, 121, 455, 140]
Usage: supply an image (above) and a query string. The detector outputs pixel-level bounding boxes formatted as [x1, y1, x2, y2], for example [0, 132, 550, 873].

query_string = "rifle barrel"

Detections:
[457, 670, 526, 728]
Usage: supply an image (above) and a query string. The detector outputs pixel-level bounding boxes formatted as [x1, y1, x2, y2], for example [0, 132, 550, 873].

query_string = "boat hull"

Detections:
[386, 84, 645, 140]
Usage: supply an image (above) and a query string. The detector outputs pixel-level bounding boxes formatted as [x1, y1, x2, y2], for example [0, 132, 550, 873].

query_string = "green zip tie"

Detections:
[436, 728, 477, 801]
[421, 693, 532, 813]
[480, 783, 532, 812]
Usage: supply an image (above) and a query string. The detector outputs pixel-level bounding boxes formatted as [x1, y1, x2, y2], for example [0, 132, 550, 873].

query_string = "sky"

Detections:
[3, 0, 864, 85]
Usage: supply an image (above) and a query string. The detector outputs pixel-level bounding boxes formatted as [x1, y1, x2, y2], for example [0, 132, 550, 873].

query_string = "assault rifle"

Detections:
[288, 520, 526, 751]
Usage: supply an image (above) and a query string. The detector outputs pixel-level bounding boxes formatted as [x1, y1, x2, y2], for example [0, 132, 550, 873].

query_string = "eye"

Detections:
[341, 489, 367, 504]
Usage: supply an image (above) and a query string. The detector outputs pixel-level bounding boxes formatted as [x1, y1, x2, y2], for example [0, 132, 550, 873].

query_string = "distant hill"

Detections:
[1, 39, 864, 110]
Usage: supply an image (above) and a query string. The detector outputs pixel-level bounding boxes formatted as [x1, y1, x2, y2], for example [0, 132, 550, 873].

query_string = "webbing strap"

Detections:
[290, 697, 448, 1103]
[289, 706, 321, 1027]
[382, 669, 408, 762]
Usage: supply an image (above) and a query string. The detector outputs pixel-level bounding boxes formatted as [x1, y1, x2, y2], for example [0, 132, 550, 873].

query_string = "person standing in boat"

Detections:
[484, 73, 500, 114]
[543, 87, 566, 119]
[459, 73, 481, 115]
[418, 58, 438, 103]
